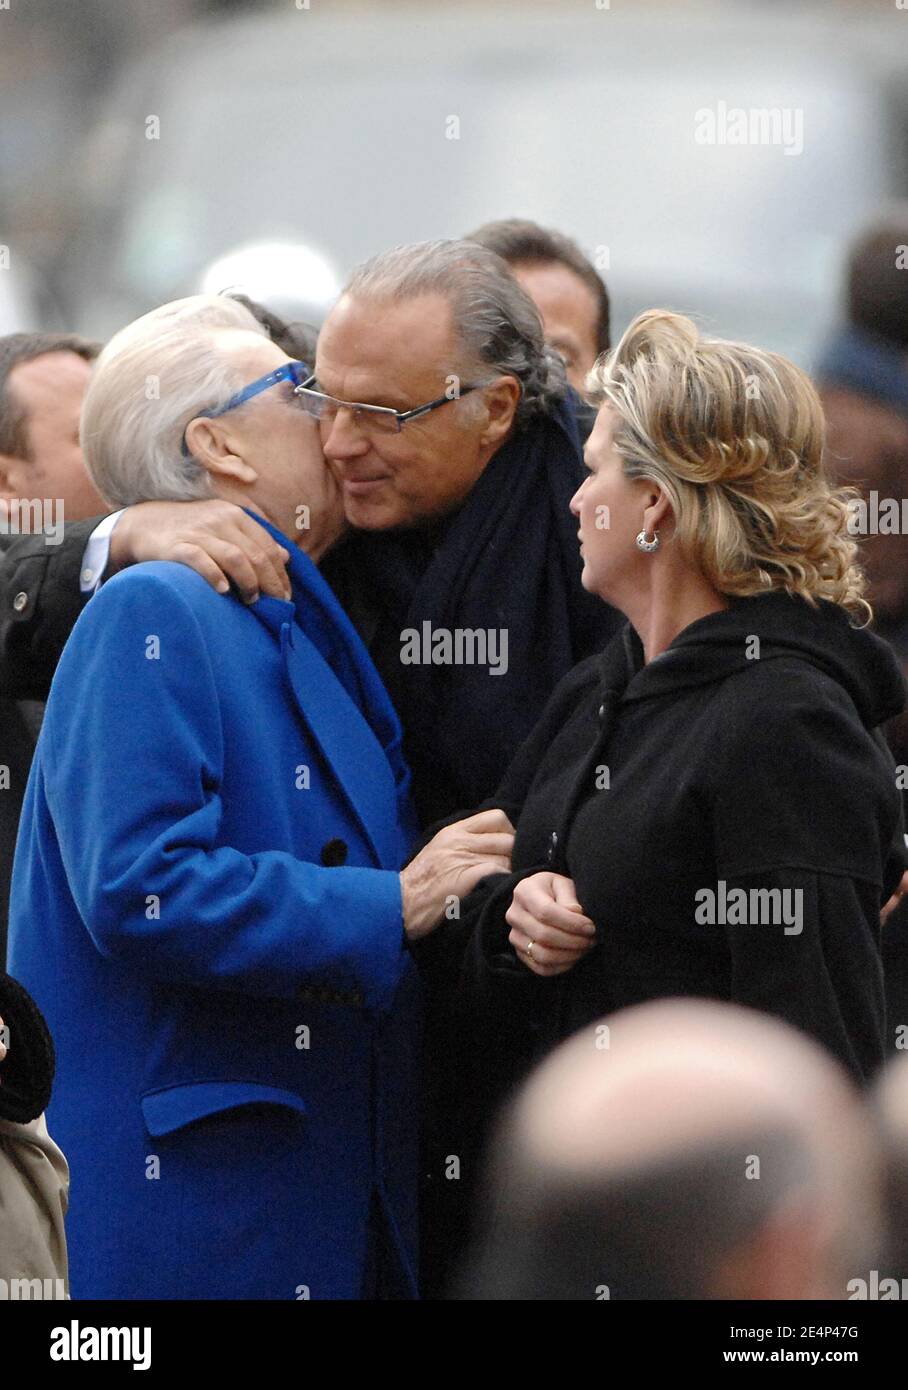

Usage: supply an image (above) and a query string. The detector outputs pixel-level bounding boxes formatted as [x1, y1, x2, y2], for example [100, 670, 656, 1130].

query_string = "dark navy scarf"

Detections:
[323, 393, 622, 826]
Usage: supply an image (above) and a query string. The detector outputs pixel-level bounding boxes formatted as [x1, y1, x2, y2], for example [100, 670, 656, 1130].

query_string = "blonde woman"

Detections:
[424, 311, 907, 1257]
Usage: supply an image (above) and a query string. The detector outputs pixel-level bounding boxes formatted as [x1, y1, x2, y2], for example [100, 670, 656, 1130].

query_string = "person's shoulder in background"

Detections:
[0, 973, 69, 1295]
[0, 518, 102, 701]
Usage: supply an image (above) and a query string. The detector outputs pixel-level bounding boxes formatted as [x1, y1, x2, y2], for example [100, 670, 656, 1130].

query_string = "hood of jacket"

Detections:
[605, 590, 905, 731]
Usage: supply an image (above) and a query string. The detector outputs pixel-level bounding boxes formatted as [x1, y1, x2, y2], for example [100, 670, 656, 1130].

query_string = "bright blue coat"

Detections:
[7, 515, 421, 1300]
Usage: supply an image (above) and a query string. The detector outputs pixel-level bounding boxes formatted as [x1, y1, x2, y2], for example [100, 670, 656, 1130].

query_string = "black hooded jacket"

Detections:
[420, 589, 907, 1194]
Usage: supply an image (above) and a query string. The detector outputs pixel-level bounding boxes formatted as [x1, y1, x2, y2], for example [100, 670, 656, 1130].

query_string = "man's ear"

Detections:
[477, 376, 521, 451]
[183, 417, 257, 486]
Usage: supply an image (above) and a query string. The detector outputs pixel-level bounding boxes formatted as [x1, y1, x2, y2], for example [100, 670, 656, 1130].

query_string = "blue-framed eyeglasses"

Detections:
[181, 360, 311, 455]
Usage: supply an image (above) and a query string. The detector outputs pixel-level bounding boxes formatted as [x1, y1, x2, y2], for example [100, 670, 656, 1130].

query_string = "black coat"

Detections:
[417, 590, 907, 1277]
[0, 523, 95, 966]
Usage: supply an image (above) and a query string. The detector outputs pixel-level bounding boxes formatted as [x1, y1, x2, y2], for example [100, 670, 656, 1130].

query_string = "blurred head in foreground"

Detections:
[873, 1053, 908, 1282]
[461, 1000, 881, 1300]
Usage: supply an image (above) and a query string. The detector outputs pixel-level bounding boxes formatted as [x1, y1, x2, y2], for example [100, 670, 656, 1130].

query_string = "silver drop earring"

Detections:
[636, 529, 661, 553]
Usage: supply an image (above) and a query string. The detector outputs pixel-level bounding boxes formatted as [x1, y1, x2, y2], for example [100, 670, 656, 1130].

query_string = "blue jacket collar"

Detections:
[241, 512, 415, 867]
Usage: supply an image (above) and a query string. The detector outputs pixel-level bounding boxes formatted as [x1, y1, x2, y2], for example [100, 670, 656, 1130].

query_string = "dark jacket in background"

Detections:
[0, 525, 95, 967]
[818, 326, 908, 1052]
[416, 590, 907, 1284]
[0, 520, 94, 702]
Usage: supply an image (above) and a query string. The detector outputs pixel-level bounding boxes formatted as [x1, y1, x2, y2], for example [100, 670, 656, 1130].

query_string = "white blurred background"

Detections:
[1, 0, 907, 366]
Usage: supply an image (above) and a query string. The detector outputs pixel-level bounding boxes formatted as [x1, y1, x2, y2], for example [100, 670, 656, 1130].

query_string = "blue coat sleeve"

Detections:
[39, 568, 407, 1011]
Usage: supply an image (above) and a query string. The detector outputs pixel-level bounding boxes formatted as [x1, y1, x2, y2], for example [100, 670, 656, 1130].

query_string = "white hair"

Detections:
[80, 295, 269, 506]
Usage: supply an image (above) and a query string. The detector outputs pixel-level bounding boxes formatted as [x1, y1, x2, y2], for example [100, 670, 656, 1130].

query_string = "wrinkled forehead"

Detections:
[315, 292, 465, 403]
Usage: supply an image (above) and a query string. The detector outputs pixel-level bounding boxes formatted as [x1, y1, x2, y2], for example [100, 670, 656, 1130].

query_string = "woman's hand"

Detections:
[882, 868, 908, 925]
[506, 872, 597, 977]
[400, 809, 515, 941]
[108, 500, 294, 602]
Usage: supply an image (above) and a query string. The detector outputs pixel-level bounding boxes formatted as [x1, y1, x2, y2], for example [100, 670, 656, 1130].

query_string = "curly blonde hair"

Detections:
[587, 310, 869, 622]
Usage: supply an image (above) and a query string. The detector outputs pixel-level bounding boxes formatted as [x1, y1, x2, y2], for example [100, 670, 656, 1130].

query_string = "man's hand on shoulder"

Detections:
[108, 500, 292, 603]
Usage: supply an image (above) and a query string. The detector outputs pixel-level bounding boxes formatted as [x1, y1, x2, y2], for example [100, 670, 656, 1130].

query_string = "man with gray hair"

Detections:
[0, 240, 621, 827]
[311, 239, 621, 823]
[462, 1000, 883, 1300]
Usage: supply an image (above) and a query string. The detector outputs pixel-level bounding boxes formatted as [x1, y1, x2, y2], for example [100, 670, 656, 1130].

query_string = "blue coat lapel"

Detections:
[239, 514, 411, 867]
[244, 577, 402, 873]
[279, 613, 401, 867]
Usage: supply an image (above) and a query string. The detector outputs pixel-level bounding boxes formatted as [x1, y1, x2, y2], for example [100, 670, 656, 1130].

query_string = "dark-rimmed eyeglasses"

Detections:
[292, 375, 488, 435]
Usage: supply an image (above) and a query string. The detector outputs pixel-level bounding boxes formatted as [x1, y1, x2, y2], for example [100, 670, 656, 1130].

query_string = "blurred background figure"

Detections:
[818, 209, 908, 680]
[0, 332, 103, 967]
[0, 333, 103, 520]
[466, 218, 610, 393]
[461, 1001, 882, 1301]
[0, 972, 69, 1298]
[817, 210, 908, 1055]
[2, 0, 907, 365]
[874, 1052, 908, 1285]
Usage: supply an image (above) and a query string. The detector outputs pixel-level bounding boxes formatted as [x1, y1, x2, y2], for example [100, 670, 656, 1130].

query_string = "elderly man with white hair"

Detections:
[6, 294, 512, 1300]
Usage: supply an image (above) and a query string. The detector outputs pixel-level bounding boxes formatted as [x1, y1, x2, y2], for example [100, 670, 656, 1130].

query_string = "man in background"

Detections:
[467, 218, 610, 392]
[0, 333, 102, 964]
[817, 211, 908, 1053]
[0, 334, 103, 522]
[462, 1000, 883, 1300]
